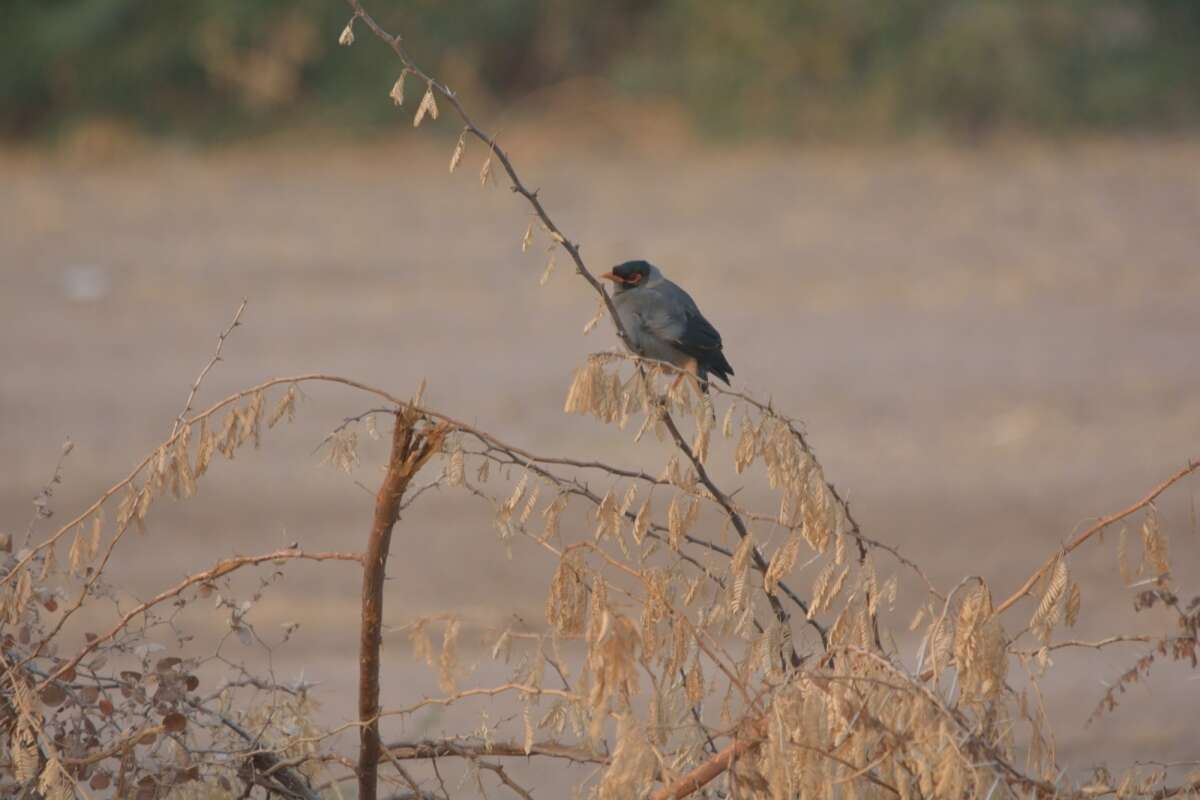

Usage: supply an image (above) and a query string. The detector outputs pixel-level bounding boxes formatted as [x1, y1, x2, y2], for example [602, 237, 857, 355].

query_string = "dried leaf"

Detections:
[39, 684, 66, 707]
[389, 71, 407, 106]
[721, 402, 737, 439]
[909, 606, 926, 632]
[438, 618, 460, 693]
[685, 655, 704, 705]
[38, 758, 71, 800]
[807, 561, 837, 619]
[632, 497, 652, 544]
[1031, 557, 1068, 635]
[582, 298, 606, 335]
[764, 532, 802, 594]
[267, 385, 298, 428]
[449, 130, 467, 173]
[666, 494, 684, 550]
[414, 85, 438, 127]
[541, 493, 568, 541]
[523, 702, 534, 755]
[546, 555, 587, 635]
[734, 415, 758, 473]
[730, 532, 755, 577]
[1118, 526, 1131, 584]
[520, 483, 542, 526]
[479, 151, 493, 186]
[446, 446, 466, 487]
[953, 584, 1007, 700]
[408, 621, 434, 666]
[1065, 582, 1082, 627]
[1140, 506, 1170, 578]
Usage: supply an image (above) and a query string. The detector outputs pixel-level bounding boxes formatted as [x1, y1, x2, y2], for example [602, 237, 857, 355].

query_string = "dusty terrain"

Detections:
[2, 137, 1199, 789]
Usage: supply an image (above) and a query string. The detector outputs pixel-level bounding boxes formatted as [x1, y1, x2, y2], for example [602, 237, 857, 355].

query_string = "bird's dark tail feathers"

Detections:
[698, 351, 734, 393]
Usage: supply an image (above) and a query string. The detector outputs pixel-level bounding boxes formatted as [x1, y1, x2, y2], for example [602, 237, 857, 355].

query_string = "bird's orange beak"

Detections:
[600, 272, 624, 284]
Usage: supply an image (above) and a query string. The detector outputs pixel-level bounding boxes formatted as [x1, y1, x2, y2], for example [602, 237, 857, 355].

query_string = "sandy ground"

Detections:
[3, 137, 1200, 792]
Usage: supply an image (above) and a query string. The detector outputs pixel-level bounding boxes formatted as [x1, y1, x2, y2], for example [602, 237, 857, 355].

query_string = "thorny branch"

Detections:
[22, 438, 73, 548]
[380, 738, 608, 765]
[170, 298, 247, 439]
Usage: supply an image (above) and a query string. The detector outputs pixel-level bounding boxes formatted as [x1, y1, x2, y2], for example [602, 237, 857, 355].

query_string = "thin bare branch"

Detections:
[170, 298, 248, 438]
[34, 547, 361, 690]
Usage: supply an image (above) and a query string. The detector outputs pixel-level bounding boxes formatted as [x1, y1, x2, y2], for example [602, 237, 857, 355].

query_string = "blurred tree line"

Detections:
[4, 0, 1199, 142]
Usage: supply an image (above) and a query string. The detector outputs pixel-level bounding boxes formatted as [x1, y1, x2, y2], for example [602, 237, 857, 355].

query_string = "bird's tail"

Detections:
[698, 360, 733, 393]
[703, 352, 734, 387]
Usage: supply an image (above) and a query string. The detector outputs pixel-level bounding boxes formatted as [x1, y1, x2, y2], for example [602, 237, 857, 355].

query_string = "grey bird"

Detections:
[600, 260, 734, 390]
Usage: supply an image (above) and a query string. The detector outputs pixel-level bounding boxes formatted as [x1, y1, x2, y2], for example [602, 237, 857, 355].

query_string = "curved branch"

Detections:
[994, 459, 1200, 616]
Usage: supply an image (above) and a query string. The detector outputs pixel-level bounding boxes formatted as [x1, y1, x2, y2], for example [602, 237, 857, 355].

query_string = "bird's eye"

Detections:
[628, 273, 642, 284]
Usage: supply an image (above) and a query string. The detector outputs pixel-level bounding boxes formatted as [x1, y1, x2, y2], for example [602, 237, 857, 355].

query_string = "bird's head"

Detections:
[601, 260, 659, 293]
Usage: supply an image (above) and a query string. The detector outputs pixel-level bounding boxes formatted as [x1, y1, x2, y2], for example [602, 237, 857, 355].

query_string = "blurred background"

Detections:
[3, 0, 1199, 787]
[5, 0, 1200, 143]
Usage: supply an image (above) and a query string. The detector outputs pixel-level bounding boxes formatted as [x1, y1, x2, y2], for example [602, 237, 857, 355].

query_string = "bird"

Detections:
[599, 260, 734, 391]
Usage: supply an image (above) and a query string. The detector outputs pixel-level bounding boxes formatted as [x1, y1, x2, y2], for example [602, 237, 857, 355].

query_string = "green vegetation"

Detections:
[5, 0, 1199, 141]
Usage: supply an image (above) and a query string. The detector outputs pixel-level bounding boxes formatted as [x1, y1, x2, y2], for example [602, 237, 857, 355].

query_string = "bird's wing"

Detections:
[641, 282, 724, 358]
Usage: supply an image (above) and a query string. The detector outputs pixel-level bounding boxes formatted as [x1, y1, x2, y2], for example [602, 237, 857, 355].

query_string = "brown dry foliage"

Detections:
[3, 4, 1200, 799]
